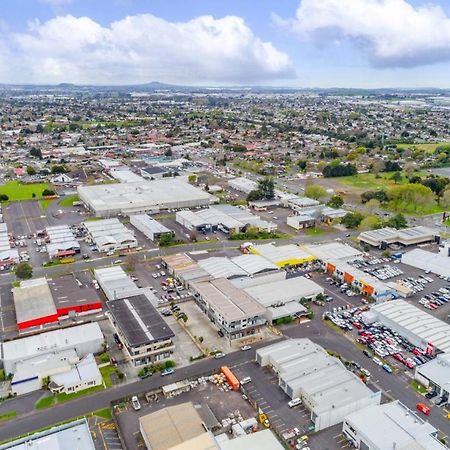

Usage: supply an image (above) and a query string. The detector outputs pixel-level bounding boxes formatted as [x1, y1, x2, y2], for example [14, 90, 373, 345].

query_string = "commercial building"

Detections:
[110, 167, 144, 183]
[139, 402, 218, 450]
[162, 253, 212, 286]
[401, 246, 450, 278]
[249, 243, 316, 268]
[228, 177, 257, 194]
[130, 214, 173, 242]
[281, 194, 320, 212]
[49, 353, 102, 395]
[362, 300, 450, 355]
[414, 353, 450, 405]
[78, 178, 216, 217]
[190, 278, 266, 340]
[0, 419, 96, 450]
[107, 294, 175, 367]
[13, 278, 58, 330]
[176, 205, 276, 234]
[343, 401, 447, 450]
[2, 322, 103, 373]
[219, 430, 284, 450]
[140, 166, 171, 179]
[0, 223, 19, 268]
[95, 266, 141, 300]
[286, 214, 316, 230]
[323, 261, 393, 300]
[84, 218, 137, 253]
[256, 339, 381, 431]
[358, 226, 438, 248]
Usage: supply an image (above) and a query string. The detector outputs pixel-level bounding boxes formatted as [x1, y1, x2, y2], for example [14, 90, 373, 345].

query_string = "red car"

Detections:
[357, 337, 368, 345]
[392, 353, 405, 363]
[416, 403, 430, 415]
[352, 322, 363, 330]
[413, 348, 423, 357]
[405, 359, 415, 369]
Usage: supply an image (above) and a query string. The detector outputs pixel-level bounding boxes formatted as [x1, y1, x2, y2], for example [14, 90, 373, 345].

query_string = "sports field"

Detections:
[0, 181, 50, 201]
[336, 172, 426, 190]
[396, 142, 450, 153]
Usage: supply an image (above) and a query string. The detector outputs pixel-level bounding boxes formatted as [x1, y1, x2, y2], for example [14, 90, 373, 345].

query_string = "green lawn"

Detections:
[304, 227, 326, 236]
[100, 365, 119, 388]
[0, 181, 50, 201]
[397, 142, 450, 153]
[93, 407, 113, 420]
[35, 395, 54, 410]
[35, 384, 105, 410]
[0, 411, 16, 422]
[411, 380, 428, 394]
[337, 172, 426, 191]
[59, 194, 79, 207]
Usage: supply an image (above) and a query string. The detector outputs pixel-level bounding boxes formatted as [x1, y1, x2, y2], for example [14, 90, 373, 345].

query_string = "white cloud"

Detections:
[280, 0, 450, 67]
[1, 14, 294, 84]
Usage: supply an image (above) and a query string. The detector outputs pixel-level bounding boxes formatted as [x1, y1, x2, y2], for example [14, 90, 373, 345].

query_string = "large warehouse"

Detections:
[256, 339, 380, 432]
[401, 245, 450, 278]
[358, 226, 438, 248]
[250, 243, 316, 268]
[78, 178, 216, 217]
[363, 300, 450, 355]
[95, 266, 141, 300]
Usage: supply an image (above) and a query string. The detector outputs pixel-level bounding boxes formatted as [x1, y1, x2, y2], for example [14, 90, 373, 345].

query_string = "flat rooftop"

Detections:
[48, 273, 101, 309]
[0, 419, 95, 450]
[191, 278, 266, 322]
[107, 294, 174, 347]
[139, 402, 212, 450]
[13, 278, 57, 325]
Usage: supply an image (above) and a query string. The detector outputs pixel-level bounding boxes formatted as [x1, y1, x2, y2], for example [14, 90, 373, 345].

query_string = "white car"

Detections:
[131, 396, 141, 411]
[288, 398, 302, 408]
[241, 345, 252, 351]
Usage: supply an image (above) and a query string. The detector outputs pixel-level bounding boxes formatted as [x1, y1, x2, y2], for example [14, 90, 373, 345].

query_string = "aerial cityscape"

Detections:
[0, 1, 450, 449]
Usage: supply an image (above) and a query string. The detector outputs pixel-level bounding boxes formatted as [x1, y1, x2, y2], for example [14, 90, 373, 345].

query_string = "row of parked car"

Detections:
[365, 264, 403, 280]
[419, 288, 450, 310]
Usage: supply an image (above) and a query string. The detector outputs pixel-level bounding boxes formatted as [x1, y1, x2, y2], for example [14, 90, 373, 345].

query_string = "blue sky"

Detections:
[1, 0, 450, 87]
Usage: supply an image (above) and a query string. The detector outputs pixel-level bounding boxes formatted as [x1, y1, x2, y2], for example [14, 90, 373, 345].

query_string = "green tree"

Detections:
[159, 234, 173, 247]
[26, 166, 36, 175]
[188, 174, 197, 185]
[0, 194, 9, 202]
[42, 189, 56, 196]
[358, 215, 380, 231]
[391, 171, 402, 184]
[304, 184, 327, 201]
[30, 147, 43, 158]
[257, 177, 275, 199]
[327, 195, 344, 208]
[15, 262, 33, 280]
[385, 213, 408, 229]
[51, 165, 67, 174]
[341, 212, 364, 229]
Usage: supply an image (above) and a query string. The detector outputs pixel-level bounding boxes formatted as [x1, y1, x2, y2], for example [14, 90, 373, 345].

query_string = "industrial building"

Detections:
[0, 419, 96, 450]
[78, 178, 216, 217]
[401, 243, 450, 278]
[286, 214, 316, 230]
[45, 225, 80, 259]
[162, 253, 212, 285]
[228, 177, 257, 194]
[343, 401, 447, 450]
[95, 266, 142, 300]
[13, 278, 58, 330]
[358, 226, 438, 248]
[256, 339, 381, 431]
[363, 300, 450, 355]
[197, 255, 277, 280]
[281, 194, 320, 212]
[234, 273, 322, 323]
[190, 278, 266, 340]
[0, 223, 19, 268]
[107, 294, 175, 367]
[13, 276, 102, 331]
[303, 242, 363, 263]
[130, 214, 173, 242]
[139, 402, 217, 450]
[176, 205, 277, 234]
[2, 322, 103, 393]
[414, 353, 450, 405]
[218, 430, 284, 450]
[249, 243, 316, 268]
[84, 218, 137, 253]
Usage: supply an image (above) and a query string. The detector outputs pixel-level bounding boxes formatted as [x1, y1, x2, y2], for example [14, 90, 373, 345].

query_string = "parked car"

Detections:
[161, 368, 174, 376]
[241, 345, 252, 351]
[214, 352, 226, 359]
[131, 396, 141, 411]
[288, 398, 302, 408]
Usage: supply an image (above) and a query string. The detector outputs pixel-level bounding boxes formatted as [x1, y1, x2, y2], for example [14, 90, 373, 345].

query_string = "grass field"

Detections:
[59, 194, 79, 207]
[35, 384, 105, 409]
[396, 142, 450, 153]
[40, 198, 55, 210]
[0, 181, 50, 201]
[100, 365, 120, 388]
[304, 227, 326, 236]
[337, 172, 426, 191]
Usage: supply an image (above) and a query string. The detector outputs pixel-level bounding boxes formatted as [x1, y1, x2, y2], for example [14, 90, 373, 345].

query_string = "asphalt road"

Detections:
[0, 340, 280, 442]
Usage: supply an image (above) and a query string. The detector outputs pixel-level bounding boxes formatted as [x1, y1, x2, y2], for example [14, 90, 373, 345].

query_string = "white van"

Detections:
[240, 377, 252, 385]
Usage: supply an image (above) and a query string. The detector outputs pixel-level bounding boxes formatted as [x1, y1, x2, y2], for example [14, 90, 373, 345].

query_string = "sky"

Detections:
[1, 0, 450, 87]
